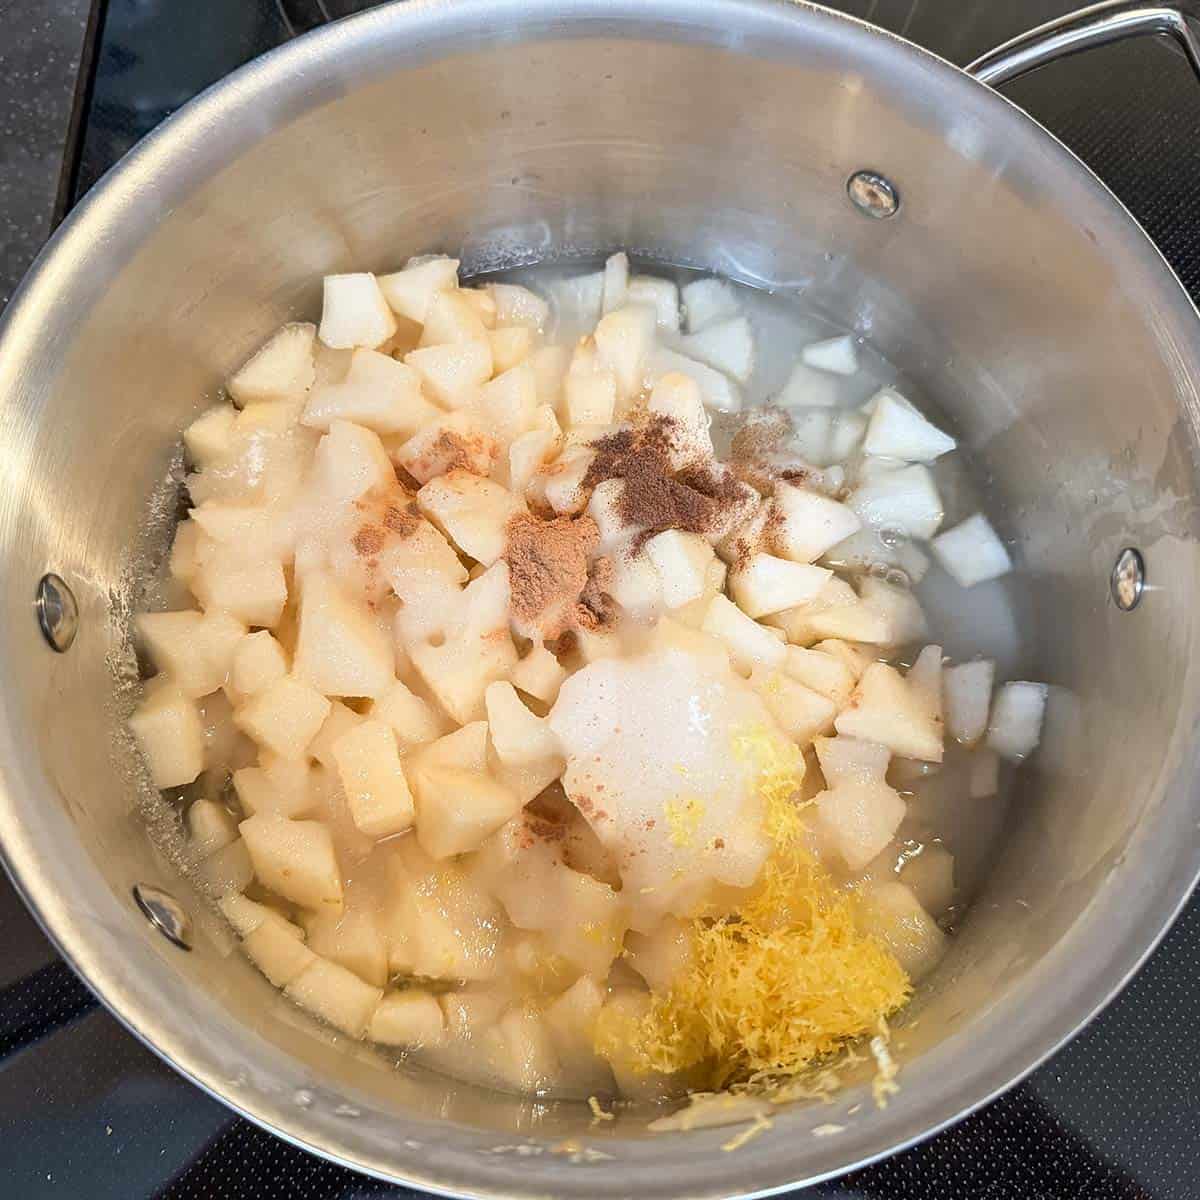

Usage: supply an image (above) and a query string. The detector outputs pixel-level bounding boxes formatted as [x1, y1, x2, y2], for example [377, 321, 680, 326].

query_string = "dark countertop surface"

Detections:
[1, 2, 1199, 1198]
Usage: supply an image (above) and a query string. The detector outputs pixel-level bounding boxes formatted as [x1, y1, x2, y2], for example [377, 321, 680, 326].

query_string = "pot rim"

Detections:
[1, 1, 1198, 1195]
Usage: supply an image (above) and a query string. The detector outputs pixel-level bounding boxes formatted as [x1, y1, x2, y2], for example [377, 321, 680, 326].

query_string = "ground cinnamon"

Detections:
[504, 511, 604, 641]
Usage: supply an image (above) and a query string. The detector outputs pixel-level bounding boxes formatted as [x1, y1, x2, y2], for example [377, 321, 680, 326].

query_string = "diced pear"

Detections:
[385, 836, 502, 981]
[848, 463, 944, 540]
[835, 662, 943, 762]
[764, 577, 858, 645]
[409, 628, 513, 722]
[417, 289, 489, 346]
[130, 682, 205, 788]
[301, 348, 440, 438]
[510, 644, 568, 705]
[644, 529, 715, 609]
[486, 282, 549, 331]
[816, 780, 906, 871]
[730, 553, 831, 618]
[509, 425, 560, 496]
[197, 837, 255, 894]
[186, 798, 240, 857]
[900, 844, 955, 917]
[369, 989, 446, 1047]
[680, 315, 754, 383]
[564, 357, 618, 427]
[240, 813, 343, 912]
[681, 277, 741, 333]
[243, 918, 316, 987]
[378, 256, 460, 322]
[303, 897, 389, 988]
[943, 658, 994, 745]
[813, 735, 890, 788]
[285, 956, 383, 1037]
[607, 546, 664, 621]
[233, 765, 314, 819]
[394, 410, 498, 483]
[855, 881, 947, 982]
[778, 362, 843, 409]
[863, 389, 956, 462]
[626, 274, 681, 332]
[368, 680, 446, 750]
[485, 682, 561, 766]
[193, 555, 287, 629]
[231, 630, 288, 698]
[310, 419, 395, 508]
[860, 576, 929, 646]
[906, 644, 944, 728]
[594, 303, 657, 400]
[701, 594, 785, 674]
[319, 273, 396, 349]
[475, 361, 538, 445]
[987, 681, 1047, 761]
[602, 251, 629, 314]
[528, 344, 571, 409]
[540, 445, 596, 515]
[803, 597, 894, 647]
[184, 405, 236, 468]
[624, 919, 693, 992]
[585, 479, 631, 552]
[410, 765, 523, 859]
[782, 645, 857, 709]
[773, 481, 862, 564]
[189, 502, 296, 565]
[235, 676, 331, 760]
[136, 609, 245, 699]
[331, 719, 415, 839]
[931, 513, 1012, 588]
[544, 975, 614, 1094]
[647, 372, 714, 468]
[487, 325, 537, 374]
[646, 346, 741, 413]
[814, 638, 873, 680]
[169, 520, 202, 585]
[306, 700, 364, 772]
[228, 323, 317, 407]
[293, 570, 394, 699]
[417, 470, 524, 565]
[219, 892, 304, 939]
[801, 333, 859, 376]
[750, 667, 837, 746]
[404, 339, 492, 408]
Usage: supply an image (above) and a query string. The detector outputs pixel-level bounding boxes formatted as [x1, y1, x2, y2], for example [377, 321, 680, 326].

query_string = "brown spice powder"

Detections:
[504, 511, 602, 640]
[381, 500, 421, 538]
[352, 526, 385, 557]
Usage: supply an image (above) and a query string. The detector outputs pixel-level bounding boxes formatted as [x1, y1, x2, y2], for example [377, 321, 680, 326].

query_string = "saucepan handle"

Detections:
[965, 0, 1200, 86]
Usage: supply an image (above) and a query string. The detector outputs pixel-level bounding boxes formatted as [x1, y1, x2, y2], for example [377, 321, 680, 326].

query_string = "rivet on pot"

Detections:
[847, 170, 900, 219]
[1110, 547, 1145, 611]
[35, 573, 79, 653]
[132, 884, 193, 951]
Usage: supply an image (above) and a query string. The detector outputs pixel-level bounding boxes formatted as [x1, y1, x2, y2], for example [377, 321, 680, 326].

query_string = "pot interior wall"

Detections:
[2, 3, 1199, 1195]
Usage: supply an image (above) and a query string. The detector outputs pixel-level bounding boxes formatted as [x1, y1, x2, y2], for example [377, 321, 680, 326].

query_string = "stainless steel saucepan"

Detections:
[2, 1, 1199, 1195]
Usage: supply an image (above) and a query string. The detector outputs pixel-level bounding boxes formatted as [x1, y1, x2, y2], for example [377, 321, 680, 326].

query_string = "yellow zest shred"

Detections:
[599, 725, 911, 1091]
[721, 1112, 774, 1152]
[588, 1095, 615, 1123]
[664, 794, 704, 848]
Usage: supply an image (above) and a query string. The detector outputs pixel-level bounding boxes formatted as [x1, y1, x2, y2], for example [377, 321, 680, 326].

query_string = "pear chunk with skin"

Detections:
[834, 662, 944, 762]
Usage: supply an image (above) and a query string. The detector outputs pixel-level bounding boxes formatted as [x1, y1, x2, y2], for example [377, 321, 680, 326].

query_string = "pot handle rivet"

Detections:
[35, 573, 79, 653]
[1110, 547, 1145, 611]
[133, 884, 193, 951]
[847, 171, 900, 219]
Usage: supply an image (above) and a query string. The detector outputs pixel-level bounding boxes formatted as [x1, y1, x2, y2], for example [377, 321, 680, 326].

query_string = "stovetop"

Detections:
[3, 2, 1200, 1197]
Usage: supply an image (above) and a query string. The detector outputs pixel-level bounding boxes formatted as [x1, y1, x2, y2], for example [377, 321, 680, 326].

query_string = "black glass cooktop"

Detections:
[5, 2, 1200, 1197]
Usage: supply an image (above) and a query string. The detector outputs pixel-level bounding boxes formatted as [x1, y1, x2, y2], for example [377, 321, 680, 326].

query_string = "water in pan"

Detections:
[129, 254, 1040, 1103]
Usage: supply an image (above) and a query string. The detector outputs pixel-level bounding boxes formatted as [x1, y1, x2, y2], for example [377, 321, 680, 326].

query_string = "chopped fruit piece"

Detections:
[129, 682, 205, 788]
[834, 662, 943, 763]
[370, 989, 445, 1047]
[319, 273, 396, 349]
[701, 594, 785, 673]
[943, 659, 995, 745]
[987, 681, 1047, 761]
[235, 676, 331, 760]
[331, 720, 415, 839]
[293, 570, 394, 700]
[931, 513, 1013, 587]
[680, 315, 755, 382]
[394, 410, 498, 483]
[228, 322, 317, 407]
[417, 470, 525, 565]
[240, 813, 343, 912]
[863, 389, 956, 462]
[285, 957, 383, 1037]
[302, 348, 439, 437]
[644, 529, 715, 609]
[378, 257, 460, 322]
[730, 553, 831, 619]
[801, 333, 858, 376]
[773, 482, 862, 563]
[404, 339, 492, 408]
